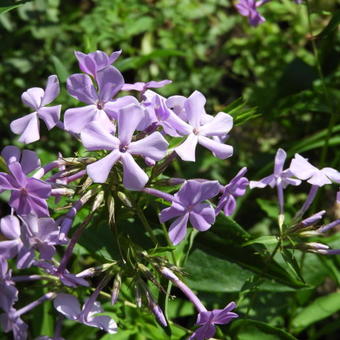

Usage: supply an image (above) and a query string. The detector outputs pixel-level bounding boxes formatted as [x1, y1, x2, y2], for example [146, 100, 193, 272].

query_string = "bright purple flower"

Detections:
[122, 79, 171, 92]
[159, 180, 220, 245]
[54, 293, 117, 334]
[36, 262, 89, 287]
[0, 161, 51, 217]
[0, 258, 18, 312]
[1, 146, 40, 175]
[174, 91, 233, 162]
[10, 75, 61, 144]
[75, 50, 121, 78]
[290, 154, 340, 187]
[142, 90, 192, 137]
[250, 149, 301, 215]
[216, 167, 249, 216]
[235, 0, 266, 27]
[18, 215, 60, 267]
[0, 215, 23, 261]
[64, 66, 124, 134]
[189, 302, 238, 340]
[80, 104, 169, 190]
[0, 307, 28, 340]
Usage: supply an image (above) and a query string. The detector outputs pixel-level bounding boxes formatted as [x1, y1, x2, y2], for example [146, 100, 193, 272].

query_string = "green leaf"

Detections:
[230, 319, 297, 340]
[243, 236, 279, 247]
[193, 215, 305, 288]
[50, 55, 69, 82]
[318, 11, 340, 39]
[291, 292, 340, 332]
[0, 0, 31, 14]
[280, 249, 305, 283]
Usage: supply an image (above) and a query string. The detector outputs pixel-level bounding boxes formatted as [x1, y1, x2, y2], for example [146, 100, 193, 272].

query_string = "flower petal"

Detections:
[0, 215, 21, 239]
[20, 150, 41, 174]
[159, 203, 186, 223]
[184, 90, 206, 128]
[175, 134, 198, 162]
[168, 213, 189, 245]
[97, 66, 124, 102]
[10, 112, 40, 144]
[21, 87, 44, 110]
[290, 154, 317, 180]
[198, 135, 233, 159]
[66, 74, 98, 104]
[54, 293, 81, 320]
[128, 132, 168, 161]
[322, 167, 340, 184]
[64, 105, 100, 134]
[121, 153, 148, 190]
[199, 112, 233, 137]
[86, 150, 121, 183]
[38, 105, 61, 130]
[41, 75, 60, 106]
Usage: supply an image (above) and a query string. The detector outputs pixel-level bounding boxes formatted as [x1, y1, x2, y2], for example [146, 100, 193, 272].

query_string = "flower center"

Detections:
[97, 102, 104, 110]
[193, 128, 199, 135]
[119, 144, 128, 153]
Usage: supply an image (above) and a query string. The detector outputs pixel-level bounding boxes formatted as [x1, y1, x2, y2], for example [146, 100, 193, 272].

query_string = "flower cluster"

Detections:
[0, 48, 339, 340]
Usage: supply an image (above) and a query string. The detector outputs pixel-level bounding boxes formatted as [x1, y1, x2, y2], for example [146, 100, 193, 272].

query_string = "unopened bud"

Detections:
[111, 273, 121, 305]
[117, 192, 132, 208]
[91, 191, 104, 212]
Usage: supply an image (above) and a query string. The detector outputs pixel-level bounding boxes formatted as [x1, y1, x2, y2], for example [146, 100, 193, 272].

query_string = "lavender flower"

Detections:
[290, 154, 340, 187]
[10, 76, 61, 144]
[159, 180, 220, 245]
[75, 50, 121, 78]
[0, 307, 28, 340]
[0, 258, 18, 313]
[250, 149, 301, 215]
[0, 161, 51, 217]
[189, 302, 238, 340]
[64, 66, 124, 134]
[0, 215, 23, 261]
[122, 79, 171, 93]
[174, 91, 233, 162]
[216, 167, 249, 216]
[235, 0, 267, 27]
[80, 104, 169, 190]
[53, 293, 117, 334]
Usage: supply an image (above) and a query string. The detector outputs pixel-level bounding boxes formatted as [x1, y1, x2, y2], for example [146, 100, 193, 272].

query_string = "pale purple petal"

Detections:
[38, 105, 61, 130]
[81, 121, 119, 151]
[121, 153, 148, 190]
[54, 293, 81, 320]
[118, 104, 144, 145]
[189, 210, 214, 232]
[128, 132, 168, 161]
[26, 178, 51, 199]
[20, 150, 40, 174]
[198, 136, 233, 159]
[159, 203, 186, 223]
[104, 96, 139, 120]
[97, 66, 124, 102]
[108, 50, 122, 64]
[10, 112, 40, 144]
[168, 213, 189, 245]
[41, 75, 60, 106]
[184, 91, 206, 128]
[1, 146, 21, 165]
[0, 215, 21, 239]
[190, 323, 216, 340]
[74, 51, 96, 75]
[66, 74, 98, 104]
[199, 112, 233, 137]
[249, 174, 275, 189]
[86, 150, 121, 183]
[175, 134, 198, 162]
[274, 148, 287, 175]
[166, 95, 187, 120]
[322, 168, 340, 183]
[308, 171, 332, 186]
[64, 105, 103, 134]
[21, 87, 44, 110]
[8, 162, 27, 187]
[290, 154, 318, 180]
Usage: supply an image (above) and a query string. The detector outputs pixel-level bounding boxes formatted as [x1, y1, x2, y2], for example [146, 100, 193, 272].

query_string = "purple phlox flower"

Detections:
[75, 50, 121, 79]
[64, 65, 125, 134]
[1, 146, 40, 175]
[250, 149, 301, 189]
[10, 75, 61, 144]
[36, 261, 89, 287]
[216, 167, 249, 216]
[174, 91, 233, 162]
[0, 161, 51, 217]
[142, 90, 192, 137]
[80, 104, 169, 190]
[159, 180, 220, 245]
[235, 0, 266, 27]
[0, 215, 24, 261]
[17, 215, 60, 268]
[0, 258, 18, 313]
[0, 307, 28, 340]
[290, 154, 340, 187]
[54, 293, 117, 334]
[122, 79, 172, 93]
[189, 302, 238, 340]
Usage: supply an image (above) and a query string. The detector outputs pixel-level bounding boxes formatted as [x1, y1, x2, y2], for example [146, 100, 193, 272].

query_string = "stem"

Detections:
[15, 292, 56, 317]
[295, 185, 319, 219]
[135, 206, 158, 245]
[143, 187, 174, 202]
